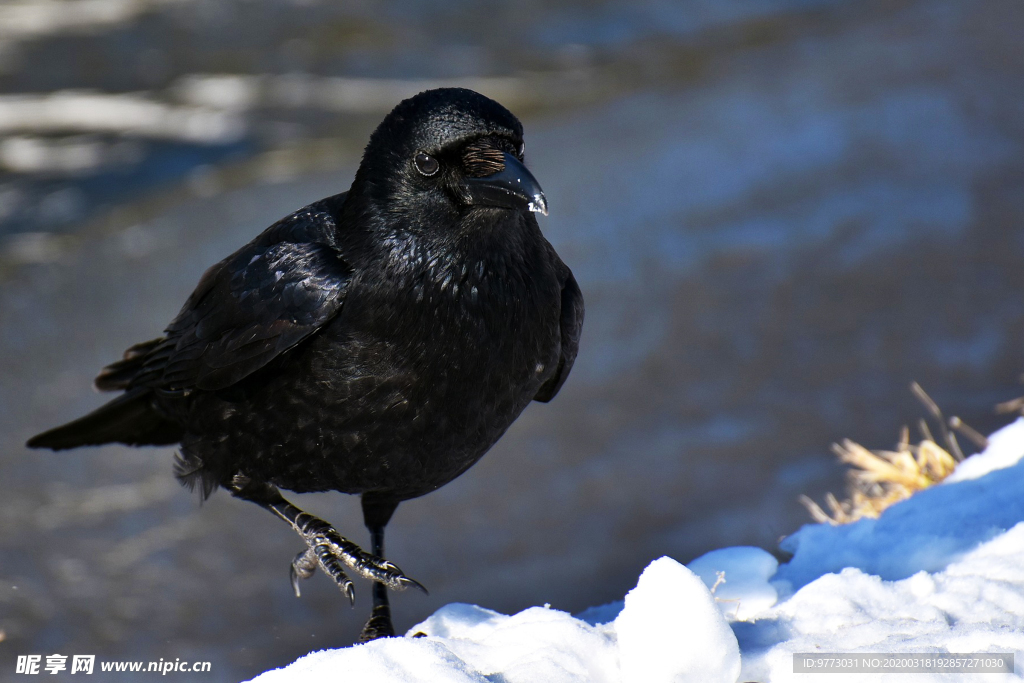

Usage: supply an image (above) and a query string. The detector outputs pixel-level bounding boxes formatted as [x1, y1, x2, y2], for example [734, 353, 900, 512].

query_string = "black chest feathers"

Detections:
[194, 232, 564, 499]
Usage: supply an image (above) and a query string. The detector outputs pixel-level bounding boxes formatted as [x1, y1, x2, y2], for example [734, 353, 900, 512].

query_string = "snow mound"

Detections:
[775, 417, 1024, 591]
[738, 522, 1024, 682]
[737, 417, 1024, 681]
[250, 557, 738, 683]
[251, 418, 1024, 683]
[945, 416, 1024, 483]
[411, 603, 619, 683]
[615, 557, 740, 683]
[250, 637, 486, 683]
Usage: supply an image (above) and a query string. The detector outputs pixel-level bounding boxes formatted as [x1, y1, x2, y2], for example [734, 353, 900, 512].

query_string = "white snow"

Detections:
[945, 416, 1024, 483]
[252, 558, 738, 683]
[687, 546, 779, 621]
[250, 418, 1024, 683]
[410, 602, 620, 683]
[773, 418, 1024, 591]
[738, 524, 1024, 682]
[615, 557, 740, 683]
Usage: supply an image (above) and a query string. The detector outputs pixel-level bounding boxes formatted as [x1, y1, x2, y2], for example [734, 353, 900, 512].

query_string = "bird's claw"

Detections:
[290, 517, 424, 598]
[395, 574, 429, 595]
[312, 539, 357, 604]
[289, 548, 318, 598]
[289, 547, 356, 604]
[349, 552, 421, 593]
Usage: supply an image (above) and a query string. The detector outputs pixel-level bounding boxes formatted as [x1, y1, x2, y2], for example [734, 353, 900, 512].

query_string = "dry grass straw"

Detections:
[994, 374, 1024, 417]
[799, 383, 986, 525]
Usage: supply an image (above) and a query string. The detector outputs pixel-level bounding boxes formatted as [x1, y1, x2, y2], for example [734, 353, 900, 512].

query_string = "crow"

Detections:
[27, 87, 583, 641]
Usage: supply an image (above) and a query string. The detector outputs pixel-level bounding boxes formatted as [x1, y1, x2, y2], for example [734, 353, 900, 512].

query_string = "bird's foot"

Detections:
[289, 547, 349, 600]
[358, 603, 396, 642]
[289, 514, 426, 599]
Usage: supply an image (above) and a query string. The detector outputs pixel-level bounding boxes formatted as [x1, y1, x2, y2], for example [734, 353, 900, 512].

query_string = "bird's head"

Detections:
[349, 88, 547, 230]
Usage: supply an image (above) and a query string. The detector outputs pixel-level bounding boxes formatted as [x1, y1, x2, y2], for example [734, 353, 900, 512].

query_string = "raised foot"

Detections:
[289, 514, 427, 599]
[290, 547, 353, 601]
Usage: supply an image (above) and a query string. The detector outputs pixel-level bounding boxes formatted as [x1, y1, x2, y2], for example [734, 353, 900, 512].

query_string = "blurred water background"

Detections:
[2, 0, 1023, 679]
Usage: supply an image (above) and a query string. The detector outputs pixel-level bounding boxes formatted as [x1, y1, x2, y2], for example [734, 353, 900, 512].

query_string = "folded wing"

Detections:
[99, 201, 352, 394]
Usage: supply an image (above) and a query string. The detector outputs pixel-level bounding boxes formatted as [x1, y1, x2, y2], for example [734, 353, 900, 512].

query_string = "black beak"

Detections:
[461, 152, 548, 216]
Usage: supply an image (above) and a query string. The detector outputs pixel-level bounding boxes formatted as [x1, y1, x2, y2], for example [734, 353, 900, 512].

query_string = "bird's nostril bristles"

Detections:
[462, 141, 506, 177]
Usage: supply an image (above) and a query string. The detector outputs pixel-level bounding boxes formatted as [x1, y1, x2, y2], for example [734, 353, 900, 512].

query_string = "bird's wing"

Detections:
[122, 197, 352, 393]
[534, 267, 584, 403]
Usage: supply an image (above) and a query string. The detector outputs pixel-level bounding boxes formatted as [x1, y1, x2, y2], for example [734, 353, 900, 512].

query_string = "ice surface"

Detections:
[251, 419, 1024, 683]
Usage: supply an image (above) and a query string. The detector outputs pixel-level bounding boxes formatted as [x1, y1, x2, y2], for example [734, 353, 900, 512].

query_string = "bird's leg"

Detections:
[358, 524, 394, 640]
[228, 477, 424, 604]
[359, 495, 400, 642]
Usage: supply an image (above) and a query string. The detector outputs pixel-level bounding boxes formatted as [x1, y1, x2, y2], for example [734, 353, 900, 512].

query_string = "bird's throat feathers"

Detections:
[375, 210, 544, 316]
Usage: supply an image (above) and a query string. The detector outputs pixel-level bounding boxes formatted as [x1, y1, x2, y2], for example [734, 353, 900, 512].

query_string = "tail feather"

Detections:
[27, 389, 181, 450]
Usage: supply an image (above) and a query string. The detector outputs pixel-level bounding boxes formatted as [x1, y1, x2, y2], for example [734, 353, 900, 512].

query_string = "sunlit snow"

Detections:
[251, 418, 1024, 683]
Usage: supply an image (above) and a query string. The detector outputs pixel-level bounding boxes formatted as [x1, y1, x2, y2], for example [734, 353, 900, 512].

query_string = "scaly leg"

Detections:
[359, 495, 400, 641]
[229, 477, 424, 605]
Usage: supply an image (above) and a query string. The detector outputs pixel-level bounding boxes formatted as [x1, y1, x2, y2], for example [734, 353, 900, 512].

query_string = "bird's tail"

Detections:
[27, 389, 181, 451]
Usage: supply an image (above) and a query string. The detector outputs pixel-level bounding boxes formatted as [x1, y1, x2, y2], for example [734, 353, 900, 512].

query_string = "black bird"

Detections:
[27, 88, 583, 641]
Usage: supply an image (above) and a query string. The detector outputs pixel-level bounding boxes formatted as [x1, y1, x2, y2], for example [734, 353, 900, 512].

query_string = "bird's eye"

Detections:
[414, 152, 439, 176]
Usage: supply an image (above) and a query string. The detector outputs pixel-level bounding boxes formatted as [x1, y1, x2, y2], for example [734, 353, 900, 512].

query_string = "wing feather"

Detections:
[534, 267, 584, 403]
[112, 196, 352, 393]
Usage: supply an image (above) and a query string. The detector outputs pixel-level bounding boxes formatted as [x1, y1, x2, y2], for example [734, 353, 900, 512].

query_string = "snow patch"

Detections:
[252, 637, 488, 683]
[615, 557, 740, 683]
[687, 546, 779, 621]
[250, 558, 740, 683]
[411, 603, 620, 683]
[945, 416, 1024, 483]
[737, 523, 1024, 682]
[251, 418, 1024, 683]
[775, 421, 1024, 591]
